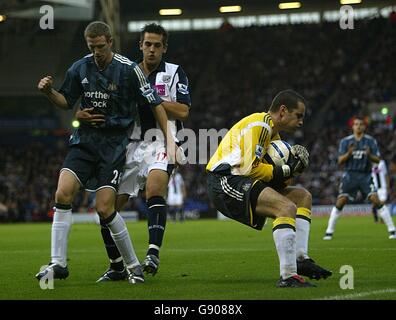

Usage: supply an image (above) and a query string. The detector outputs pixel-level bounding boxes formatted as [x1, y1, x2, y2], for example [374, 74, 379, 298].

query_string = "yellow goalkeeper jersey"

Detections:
[206, 112, 280, 182]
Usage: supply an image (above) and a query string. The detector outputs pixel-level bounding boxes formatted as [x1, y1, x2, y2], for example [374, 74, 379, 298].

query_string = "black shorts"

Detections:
[62, 132, 128, 192]
[207, 171, 269, 230]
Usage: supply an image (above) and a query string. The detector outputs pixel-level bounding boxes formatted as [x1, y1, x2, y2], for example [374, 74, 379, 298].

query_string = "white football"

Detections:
[263, 140, 292, 166]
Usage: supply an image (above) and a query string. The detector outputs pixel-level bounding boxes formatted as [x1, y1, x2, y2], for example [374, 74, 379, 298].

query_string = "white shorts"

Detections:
[167, 194, 184, 206]
[377, 189, 388, 202]
[118, 140, 173, 197]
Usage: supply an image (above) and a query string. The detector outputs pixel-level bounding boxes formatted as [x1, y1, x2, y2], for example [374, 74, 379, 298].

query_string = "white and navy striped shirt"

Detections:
[130, 60, 191, 142]
[372, 160, 388, 191]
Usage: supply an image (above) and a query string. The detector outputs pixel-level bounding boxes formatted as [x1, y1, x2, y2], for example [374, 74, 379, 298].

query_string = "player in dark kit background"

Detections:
[323, 117, 396, 240]
[35, 21, 180, 284]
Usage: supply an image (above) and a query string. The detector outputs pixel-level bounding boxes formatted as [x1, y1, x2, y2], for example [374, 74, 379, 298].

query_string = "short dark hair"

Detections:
[352, 115, 368, 126]
[140, 23, 168, 46]
[269, 90, 306, 112]
[84, 21, 112, 40]
[353, 115, 365, 122]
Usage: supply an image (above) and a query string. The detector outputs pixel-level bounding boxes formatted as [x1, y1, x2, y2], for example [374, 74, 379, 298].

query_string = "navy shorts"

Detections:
[338, 171, 376, 201]
[62, 132, 128, 192]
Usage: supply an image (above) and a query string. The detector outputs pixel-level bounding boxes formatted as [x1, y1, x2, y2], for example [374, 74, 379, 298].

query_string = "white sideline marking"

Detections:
[316, 288, 396, 300]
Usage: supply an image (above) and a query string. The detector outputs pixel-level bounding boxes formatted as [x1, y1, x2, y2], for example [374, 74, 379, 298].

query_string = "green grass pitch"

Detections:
[0, 216, 395, 300]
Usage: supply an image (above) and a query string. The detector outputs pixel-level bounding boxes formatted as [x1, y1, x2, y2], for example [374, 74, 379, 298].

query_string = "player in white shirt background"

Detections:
[167, 172, 187, 222]
[371, 160, 392, 224]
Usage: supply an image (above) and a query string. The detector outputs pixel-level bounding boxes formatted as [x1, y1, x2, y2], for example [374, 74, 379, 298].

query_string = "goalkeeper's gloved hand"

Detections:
[271, 145, 309, 186]
[284, 144, 309, 177]
[290, 144, 309, 174]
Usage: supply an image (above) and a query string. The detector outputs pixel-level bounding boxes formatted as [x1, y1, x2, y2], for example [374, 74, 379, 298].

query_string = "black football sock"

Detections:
[146, 196, 167, 258]
[372, 206, 379, 222]
[99, 218, 124, 271]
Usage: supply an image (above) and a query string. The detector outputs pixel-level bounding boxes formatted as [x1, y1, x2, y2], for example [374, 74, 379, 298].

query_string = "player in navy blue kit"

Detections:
[324, 117, 396, 240]
[76, 23, 191, 280]
[35, 21, 179, 285]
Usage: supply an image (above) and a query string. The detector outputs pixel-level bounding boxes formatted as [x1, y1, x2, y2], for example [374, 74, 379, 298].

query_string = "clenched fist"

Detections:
[38, 76, 53, 95]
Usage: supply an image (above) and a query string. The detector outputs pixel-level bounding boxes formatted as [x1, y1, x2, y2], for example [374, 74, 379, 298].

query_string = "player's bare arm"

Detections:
[151, 103, 182, 165]
[160, 100, 189, 121]
[365, 147, 380, 163]
[37, 75, 69, 110]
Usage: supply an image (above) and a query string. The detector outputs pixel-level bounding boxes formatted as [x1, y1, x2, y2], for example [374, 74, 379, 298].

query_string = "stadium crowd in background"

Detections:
[0, 17, 396, 222]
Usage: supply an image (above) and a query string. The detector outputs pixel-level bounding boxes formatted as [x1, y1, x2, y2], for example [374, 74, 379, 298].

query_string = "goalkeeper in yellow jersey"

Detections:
[206, 90, 332, 287]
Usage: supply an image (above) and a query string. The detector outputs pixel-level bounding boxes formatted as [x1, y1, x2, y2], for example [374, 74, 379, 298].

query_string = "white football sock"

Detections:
[106, 212, 140, 269]
[51, 208, 72, 267]
[296, 218, 310, 260]
[377, 205, 396, 233]
[273, 227, 297, 279]
[326, 207, 341, 234]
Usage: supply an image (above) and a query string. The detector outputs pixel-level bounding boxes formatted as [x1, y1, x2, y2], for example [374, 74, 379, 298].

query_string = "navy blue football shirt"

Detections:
[338, 134, 380, 173]
[59, 53, 162, 136]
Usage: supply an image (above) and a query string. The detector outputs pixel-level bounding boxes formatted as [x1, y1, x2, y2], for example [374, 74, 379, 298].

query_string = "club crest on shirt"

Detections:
[107, 83, 117, 92]
[242, 183, 251, 192]
[162, 74, 171, 83]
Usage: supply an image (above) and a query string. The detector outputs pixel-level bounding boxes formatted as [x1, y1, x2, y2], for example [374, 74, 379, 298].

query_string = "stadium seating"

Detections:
[0, 18, 395, 221]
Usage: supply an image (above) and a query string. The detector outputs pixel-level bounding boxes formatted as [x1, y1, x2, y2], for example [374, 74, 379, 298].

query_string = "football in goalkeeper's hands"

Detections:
[262, 140, 292, 166]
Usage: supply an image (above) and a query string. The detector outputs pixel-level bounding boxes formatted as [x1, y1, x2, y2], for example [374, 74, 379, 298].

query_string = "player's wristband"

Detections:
[281, 165, 291, 177]
[273, 165, 291, 184]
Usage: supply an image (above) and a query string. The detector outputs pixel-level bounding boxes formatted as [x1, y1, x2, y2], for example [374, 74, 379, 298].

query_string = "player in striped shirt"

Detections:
[371, 160, 389, 223]
[167, 172, 187, 222]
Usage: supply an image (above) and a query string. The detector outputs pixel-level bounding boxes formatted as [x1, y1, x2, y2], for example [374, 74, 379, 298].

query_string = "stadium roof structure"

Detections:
[1, 0, 394, 21]
[121, 0, 395, 19]
[1, 0, 95, 20]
